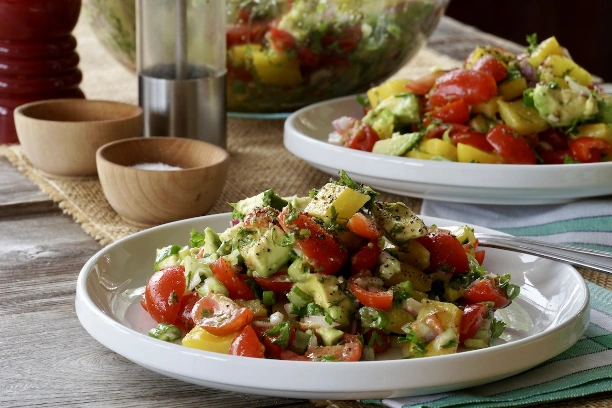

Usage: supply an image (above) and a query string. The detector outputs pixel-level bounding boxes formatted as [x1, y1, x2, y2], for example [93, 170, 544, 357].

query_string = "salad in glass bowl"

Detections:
[329, 35, 612, 164]
[83, 0, 449, 113]
[141, 172, 519, 361]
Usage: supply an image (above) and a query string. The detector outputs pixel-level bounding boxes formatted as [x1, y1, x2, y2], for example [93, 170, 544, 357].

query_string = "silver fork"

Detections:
[475, 234, 612, 275]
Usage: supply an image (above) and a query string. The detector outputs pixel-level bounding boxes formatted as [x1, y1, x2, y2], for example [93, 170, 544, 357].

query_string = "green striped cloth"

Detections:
[374, 282, 612, 408]
[369, 199, 612, 407]
[419, 199, 612, 253]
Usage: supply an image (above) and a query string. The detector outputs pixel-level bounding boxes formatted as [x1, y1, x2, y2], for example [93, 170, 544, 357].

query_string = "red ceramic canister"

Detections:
[0, 0, 85, 144]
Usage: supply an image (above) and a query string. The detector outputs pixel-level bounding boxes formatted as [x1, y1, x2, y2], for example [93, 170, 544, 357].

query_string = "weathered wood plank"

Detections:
[0, 158, 57, 217]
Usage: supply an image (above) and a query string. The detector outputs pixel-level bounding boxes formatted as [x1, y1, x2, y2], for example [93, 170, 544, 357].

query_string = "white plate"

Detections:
[75, 213, 589, 400]
[283, 95, 612, 205]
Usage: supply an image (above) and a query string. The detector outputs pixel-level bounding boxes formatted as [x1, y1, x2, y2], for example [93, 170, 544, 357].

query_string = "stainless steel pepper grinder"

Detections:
[136, 0, 226, 147]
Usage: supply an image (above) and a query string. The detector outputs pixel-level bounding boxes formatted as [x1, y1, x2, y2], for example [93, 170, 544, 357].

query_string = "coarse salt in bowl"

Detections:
[96, 136, 229, 226]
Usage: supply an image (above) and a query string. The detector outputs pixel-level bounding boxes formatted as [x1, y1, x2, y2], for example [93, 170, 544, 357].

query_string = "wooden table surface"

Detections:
[1, 16, 610, 408]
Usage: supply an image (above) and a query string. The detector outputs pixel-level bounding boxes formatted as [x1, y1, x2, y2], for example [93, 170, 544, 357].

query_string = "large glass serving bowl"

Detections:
[83, 0, 449, 113]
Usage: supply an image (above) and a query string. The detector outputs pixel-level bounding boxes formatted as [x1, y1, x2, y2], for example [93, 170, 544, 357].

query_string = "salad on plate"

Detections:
[329, 35, 612, 164]
[140, 173, 519, 362]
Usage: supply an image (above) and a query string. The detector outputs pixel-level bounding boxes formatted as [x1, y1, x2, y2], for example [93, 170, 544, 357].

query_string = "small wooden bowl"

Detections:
[14, 99, 143, 177]
[96, 137, 230, 227]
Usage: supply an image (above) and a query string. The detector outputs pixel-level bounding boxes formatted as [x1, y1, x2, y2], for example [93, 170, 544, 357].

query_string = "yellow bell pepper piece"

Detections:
[457, 143, 499, 164]
[539, 55, 593, 87]
[367, 78, 411, 109]
[303, 183, 370, 223]
[182, 326, 238, 354]
[386, 308, 415, 334]
[405, 150, 434, 160]
[575, 123, 612, 144]
[497, 99, 550, 135]
[472, 96, 502, 119]
[396, 239, 430, 271]
[418, 138, 458, 161]
[228, 44, 262, 67]
[252, 50, 302, 86]
[498, 77, 528, 101]
[527, 36, 565, 67]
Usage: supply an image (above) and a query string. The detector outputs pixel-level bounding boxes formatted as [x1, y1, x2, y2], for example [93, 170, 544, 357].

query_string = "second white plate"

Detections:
[283, 95, 612, 205]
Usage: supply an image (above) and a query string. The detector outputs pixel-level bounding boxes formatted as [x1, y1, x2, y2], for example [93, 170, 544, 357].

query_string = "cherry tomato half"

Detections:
[459, 303, 488, 342]
[471, 55, 509, 82]
[451, 130, 494, 152]
[192, 293, 254, 336]
[210, 257, 254, 300]
[347, 212, 384, 239]
[278, 209, 347, 275]
[347, 122, 380, 152]
[350, 239, 382, 274]
[416, 231, 469, 274]
[429, 99, 470, 124]
[229, 325, 266, 358]
[348, 271, 393, 310]
[363, 329, 391, 354]
[485, 124, 537, 164]
[569, 137, 612, 163]
[463, 277, 511, 309]
[303, 333, 362, 362]
[144, 265, 187, 324]
[267, 27, 296, 52]
[430, 69, 497, 107]
[253, 271, 293, 294]
[177, 292, 202, 330]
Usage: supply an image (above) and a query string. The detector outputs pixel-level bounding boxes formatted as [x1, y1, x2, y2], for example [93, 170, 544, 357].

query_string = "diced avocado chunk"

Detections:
[363, 108, 395, 139]
[304, 183, 370, 223]
[295, 274, 354, 314]
[378, 251, 401, 280]
[183, 255, 213, 291]
[371, 201, 427, 245]
[375, 92, 421, 124]
[230, 189, 288, 220]
[196, 276, 229, 297]
[533, 83, 598, 127]
[288, 195, 312, 212]
[595, 93, 612, 123]
[243, 225, 292, 277]
[287, 257, 311, 282]
[287, 285, 313, 308]
[154, 245, 181, 271]
[316, 327, 345, 346]
[451, 225, 476, 246]
[372, 132, 422, 156]
[199, 227, 221, 258]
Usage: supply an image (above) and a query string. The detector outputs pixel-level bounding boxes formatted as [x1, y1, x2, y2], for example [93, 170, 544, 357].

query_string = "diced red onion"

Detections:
[252, 319, 273, 328]
[347, 318, 358, 335]
[402, 298, 422, 316]
[332, 116, 356, 132]
[301, 315, 337, 328]
[519, 59, 536, 82]
[270, 311, 285, 325]
[411, 321, 437, 343]
[567, 77, 591, 96]
[328, 131, 344, 146]
[230, 219, 240, 226]
[362, 346, 376, 361]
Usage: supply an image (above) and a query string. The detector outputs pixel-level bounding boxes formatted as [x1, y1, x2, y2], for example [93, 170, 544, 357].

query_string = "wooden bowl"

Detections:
[96, 137, 229, 226]
[14, 99, 143, 177]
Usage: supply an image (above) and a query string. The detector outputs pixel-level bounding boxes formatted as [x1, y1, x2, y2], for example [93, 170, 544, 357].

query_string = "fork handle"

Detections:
[475, 233, 612, 275]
